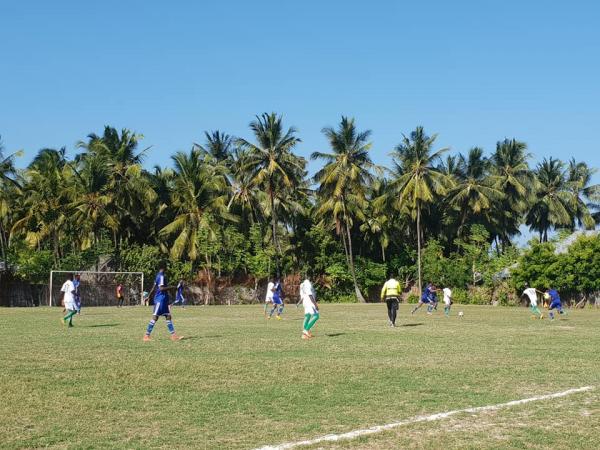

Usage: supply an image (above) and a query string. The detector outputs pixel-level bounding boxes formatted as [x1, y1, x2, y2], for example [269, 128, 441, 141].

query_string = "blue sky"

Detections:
[1, 0, 599, 185]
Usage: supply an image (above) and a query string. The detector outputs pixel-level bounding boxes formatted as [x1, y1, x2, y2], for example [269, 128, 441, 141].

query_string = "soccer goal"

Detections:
[49, 270, 145, 307]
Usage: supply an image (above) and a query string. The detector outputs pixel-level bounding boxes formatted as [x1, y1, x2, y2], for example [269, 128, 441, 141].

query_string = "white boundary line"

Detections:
[255, 386, 594, 450]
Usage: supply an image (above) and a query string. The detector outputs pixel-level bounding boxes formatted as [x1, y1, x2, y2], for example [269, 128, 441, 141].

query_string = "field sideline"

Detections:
[1, 304, 599, 449]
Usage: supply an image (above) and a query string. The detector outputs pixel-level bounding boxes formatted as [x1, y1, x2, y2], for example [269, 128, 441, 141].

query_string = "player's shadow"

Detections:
[87, 323, 120, 328]
[400, 323, 424, 327]
[325, 332, 346, 337]
[182, 335, 223, 341]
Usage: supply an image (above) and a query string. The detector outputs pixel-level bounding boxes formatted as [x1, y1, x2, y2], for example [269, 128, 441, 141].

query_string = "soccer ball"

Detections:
[458, 311, 464, 318]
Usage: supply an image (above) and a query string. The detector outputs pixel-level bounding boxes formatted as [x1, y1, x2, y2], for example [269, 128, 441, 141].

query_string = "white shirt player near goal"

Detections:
[61, 278, 77, 311]
[263, 281, 275, 317]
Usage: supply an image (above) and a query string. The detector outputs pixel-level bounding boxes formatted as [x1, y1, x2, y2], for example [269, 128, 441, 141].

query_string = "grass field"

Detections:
[1, 304, 599, 449]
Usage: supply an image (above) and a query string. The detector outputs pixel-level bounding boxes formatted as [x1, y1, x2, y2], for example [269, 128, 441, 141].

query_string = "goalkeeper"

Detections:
[381, 274, 401, 327]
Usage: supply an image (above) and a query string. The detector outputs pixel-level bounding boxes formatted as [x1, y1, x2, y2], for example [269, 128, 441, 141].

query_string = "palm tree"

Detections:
[0, 137, 22, 268]
[159, 148, 231, 265]
[194, 130, 234, 164]
[360, 177, 392, 262]
[77, 126, 156, 249]
[11, 148, 71, 264]
[525, 158, 571, 242]
[236, 113, 306, 275]
[489, 138, 533, 250]
[447, 147, 503, 237]
[228, 148, 267, 227]
[565, 159, 600, 229]
[390, 126, 451, 297]
[312, 116, 374, 302]
[68, 151, 117, 250]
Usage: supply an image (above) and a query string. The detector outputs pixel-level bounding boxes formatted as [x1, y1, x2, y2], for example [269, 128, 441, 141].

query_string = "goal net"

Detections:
[49, 270, 144, 307]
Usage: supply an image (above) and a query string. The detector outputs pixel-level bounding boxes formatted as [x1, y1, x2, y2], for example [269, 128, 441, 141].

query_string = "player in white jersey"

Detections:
[442, 287, 453, 317]
[299, 278, 319, 339]
[60, 274, 78, 327]
[522, 283, 543, 319]
[264, 280, 275, 317]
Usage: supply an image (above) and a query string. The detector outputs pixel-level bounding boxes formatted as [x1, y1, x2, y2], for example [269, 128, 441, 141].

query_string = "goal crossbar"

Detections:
[49, 270, 145, 307]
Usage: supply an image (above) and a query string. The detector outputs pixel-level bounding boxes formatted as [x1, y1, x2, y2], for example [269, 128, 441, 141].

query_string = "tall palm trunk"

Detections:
[345, 219, 366, 303]
[416, 203, 422, 299]
[269, 187, 282, 275]
[0, 223, 6, 269]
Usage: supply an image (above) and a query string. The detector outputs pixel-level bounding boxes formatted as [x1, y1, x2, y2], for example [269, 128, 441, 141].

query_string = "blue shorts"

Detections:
[549, 301, 562, 310]
[272, 297, 283, 305]
[420, 297, 431, 304]
[153, 295, 170, 316]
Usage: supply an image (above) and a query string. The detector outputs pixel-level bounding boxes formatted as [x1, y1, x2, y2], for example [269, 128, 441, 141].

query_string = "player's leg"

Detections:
[530, 304, 543, 319]
[144, 314, 159, 340]
[391, 299, 398, 326]
[276, 303, 284, 319]
[306, 312, 320, 333]
[263, 301, 269, 317]
[268, 301, 278, 318]
[386, 299, 394, 325]
[63, 309, 77, 327]
[426, 300, 435, 314]
[164, 313, 182, 340]
[411, 301, 423, 314]
[302, 314, 311, 339]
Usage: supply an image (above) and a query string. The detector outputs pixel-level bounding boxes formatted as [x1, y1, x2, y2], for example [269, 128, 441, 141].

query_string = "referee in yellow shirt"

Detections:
[381, 274, 402, 327]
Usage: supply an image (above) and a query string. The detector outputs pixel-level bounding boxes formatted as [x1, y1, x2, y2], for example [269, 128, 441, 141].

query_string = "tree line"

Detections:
[1, 113, 599, 301]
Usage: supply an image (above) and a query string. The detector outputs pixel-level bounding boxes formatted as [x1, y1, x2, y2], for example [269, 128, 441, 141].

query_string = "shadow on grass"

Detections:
[182, 335, 223, 341]
[325, 332, 346, 337]
[86, 323, 120, 328]
[400, 323, 424, 327]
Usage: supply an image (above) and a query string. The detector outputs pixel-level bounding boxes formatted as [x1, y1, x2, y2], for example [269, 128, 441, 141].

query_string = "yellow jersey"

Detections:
[381, 278, 401, 300]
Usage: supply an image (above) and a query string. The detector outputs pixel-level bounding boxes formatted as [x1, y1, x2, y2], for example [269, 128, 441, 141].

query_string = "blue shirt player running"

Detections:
[411, 283, 438, 315]
[546, 288, 566, 320]
[143, 267, 183, 341]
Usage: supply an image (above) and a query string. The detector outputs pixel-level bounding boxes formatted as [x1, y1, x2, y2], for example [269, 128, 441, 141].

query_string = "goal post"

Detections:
[49, 270, 145, 307]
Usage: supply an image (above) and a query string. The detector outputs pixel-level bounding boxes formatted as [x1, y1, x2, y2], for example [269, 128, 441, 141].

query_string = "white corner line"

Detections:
[254, 386, 595, 450]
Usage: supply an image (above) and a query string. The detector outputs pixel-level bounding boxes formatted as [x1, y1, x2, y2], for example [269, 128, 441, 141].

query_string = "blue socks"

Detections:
[167, 320, 175, 334]
[146, 319, 156, 335]
[146, 318, 175, 335]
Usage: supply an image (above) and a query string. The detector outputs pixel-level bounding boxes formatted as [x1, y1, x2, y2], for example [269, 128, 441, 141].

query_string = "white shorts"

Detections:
[64, 301, 77, 311]
[265, 297, 273, 303]
[304, 306, 317, 315]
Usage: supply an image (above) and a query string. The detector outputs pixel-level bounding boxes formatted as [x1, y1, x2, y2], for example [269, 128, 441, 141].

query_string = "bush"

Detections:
[406, 293, 419, 304]
[454, 286, 492, 305]
[10, 247, 54, 284]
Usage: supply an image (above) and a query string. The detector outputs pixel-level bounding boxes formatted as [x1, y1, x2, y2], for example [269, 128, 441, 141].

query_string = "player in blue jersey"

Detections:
[268, 278, 284, 320]
[546, 288, 566, 320]
[411, 283, 438, 315]
[73, 273, 82, 314]
[172, 279, 186, 308]
[143, 267, 182, 341]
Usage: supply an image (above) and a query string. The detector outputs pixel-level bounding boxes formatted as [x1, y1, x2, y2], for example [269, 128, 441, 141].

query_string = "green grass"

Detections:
[1, 304, 599, 449]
